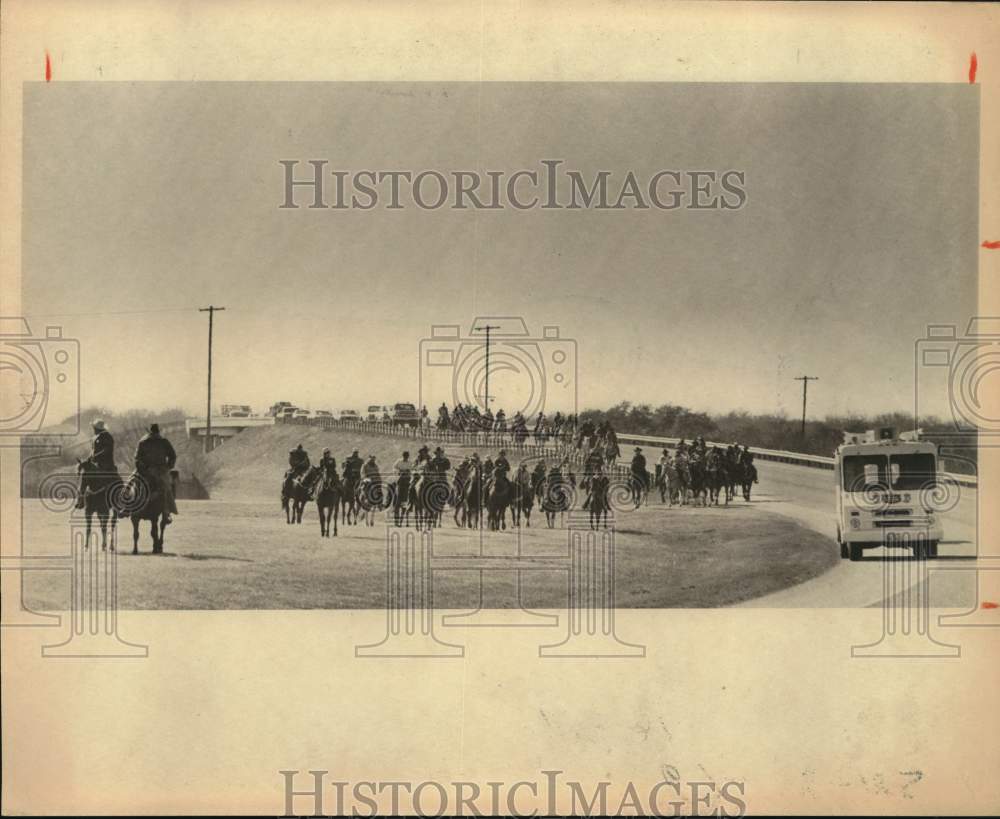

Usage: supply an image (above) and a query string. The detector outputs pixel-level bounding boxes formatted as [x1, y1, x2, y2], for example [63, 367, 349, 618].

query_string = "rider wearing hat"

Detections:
[344, 449, 363, 481]
[76, 418, 118, 509]
[288, 444, 310, 477]
[135, 422, 179, 522]
[89, 418, 116, 471]
[319, 448, 337, 477]
[494, 449, 511, 476]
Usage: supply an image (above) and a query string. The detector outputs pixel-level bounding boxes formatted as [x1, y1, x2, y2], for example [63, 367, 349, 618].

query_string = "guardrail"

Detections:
[273, 415, 978, 488]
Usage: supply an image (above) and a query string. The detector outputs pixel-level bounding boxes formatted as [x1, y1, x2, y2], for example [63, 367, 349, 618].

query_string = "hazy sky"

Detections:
[22, 82, 977, 420]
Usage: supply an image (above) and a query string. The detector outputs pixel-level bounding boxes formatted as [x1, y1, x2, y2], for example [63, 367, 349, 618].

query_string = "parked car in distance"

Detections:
[366, 404, 391, 422]
[338, 409, 361, 422]
[221, 403, 252, 418]
[279, 405, 299, 419]
[293, 408, 312, 419]
[391, 402, 420, 427]
[314, 409, 334, 418]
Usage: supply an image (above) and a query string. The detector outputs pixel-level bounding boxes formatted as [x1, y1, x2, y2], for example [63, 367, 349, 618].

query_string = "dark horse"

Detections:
[511, 466, 534, 528]
[341, 470, 360, 525]
[740, 460, 759, 501]
[486, 471, 513, 531]
[706, 456, 729, 506]
[125, 468, 179, 555]
[76, 459, 121, 551]
[282, 467, 318, 524]
[463, 466, 484, 529]
[587, 472, 611, 529]
[316, 469, 343, 537]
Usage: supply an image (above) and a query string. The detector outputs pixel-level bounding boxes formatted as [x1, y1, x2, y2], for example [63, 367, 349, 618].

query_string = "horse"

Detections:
[316, 469, 342, 537]
[740, 461, 759, 501]
[125, 468, 179, 555]
[628, 468, 649, 509]
[418, 470, 450, 529]
[356, 477, 385, 526]
[687, 459, 708, 507]
[486, 471, 513, 531]
[341, 471, 360, 525]
[673, 459, 691, 505]
[656, 461, 681, 506]
[706, 457, 729, 506]
[282, 467, 318, 524]
[541, 470, 574, 528]
[511, 466, 534, 528]
[604, 438, 620, 469]
[463, 466, 484, 529]
[75, 459, 121, 551]
[393, 472, 413, 527]
[587, 473, 611, 529]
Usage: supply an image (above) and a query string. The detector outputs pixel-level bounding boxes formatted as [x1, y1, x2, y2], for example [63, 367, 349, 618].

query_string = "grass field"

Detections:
[21, 496, 837, 610]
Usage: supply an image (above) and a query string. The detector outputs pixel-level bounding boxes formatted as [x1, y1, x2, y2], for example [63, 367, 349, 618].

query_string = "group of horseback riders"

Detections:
[436, 403, 620, 451]
[76, 418, 180, 522]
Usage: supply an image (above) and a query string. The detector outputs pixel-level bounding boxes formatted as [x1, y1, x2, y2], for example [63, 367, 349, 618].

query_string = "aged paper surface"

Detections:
[1, 1, 999, 815]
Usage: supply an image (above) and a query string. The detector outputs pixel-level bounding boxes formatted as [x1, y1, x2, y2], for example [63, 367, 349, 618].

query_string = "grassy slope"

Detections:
[207, 424, 507, 501]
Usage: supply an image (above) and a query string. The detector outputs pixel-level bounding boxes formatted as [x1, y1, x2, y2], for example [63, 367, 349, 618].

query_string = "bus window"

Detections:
[889, 453, 937, 490]
[842, 454, 887, 491]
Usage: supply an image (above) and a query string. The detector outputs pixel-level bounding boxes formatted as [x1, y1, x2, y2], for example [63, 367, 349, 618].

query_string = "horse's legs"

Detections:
[99, 514, 109, 551]
[132, 518, 140, 555]
[84, 511, 93, 550]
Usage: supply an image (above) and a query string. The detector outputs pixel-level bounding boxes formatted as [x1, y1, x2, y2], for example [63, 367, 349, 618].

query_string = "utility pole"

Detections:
[475, 323, 501, 411]
[794, 375, 819, 439]
[199, 305, 226, 453]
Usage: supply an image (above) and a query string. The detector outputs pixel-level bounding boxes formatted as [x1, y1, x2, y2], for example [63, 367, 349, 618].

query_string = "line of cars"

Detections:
[264, 400, 421, 427]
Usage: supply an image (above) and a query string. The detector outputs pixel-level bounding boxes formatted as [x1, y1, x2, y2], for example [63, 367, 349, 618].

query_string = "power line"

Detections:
[19, 307, 201, 318]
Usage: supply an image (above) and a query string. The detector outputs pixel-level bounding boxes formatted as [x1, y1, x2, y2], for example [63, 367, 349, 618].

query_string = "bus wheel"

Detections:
[849, 543, 864, 561]
[838, 528, 849, 560]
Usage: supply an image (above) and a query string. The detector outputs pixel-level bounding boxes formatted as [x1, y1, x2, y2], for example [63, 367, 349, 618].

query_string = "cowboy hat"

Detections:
[91, 418, 106, 431]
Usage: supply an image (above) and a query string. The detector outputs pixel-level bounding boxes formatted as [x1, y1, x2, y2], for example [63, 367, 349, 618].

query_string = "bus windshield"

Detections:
[888, 453, 937, 490]
[842, 452, 937, 491]
[842, 455, 886, 491]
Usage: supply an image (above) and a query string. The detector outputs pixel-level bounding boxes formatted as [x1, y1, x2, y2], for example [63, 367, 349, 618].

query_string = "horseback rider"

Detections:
[394, 451, 414, 481]
[494, 449, 511, 476]
[288, 444, 310, 477]
[134, 423, 178, 523]
[319, 448, 338, 483]
[76, 418, 117, 508]
[630, 446, 648, 486]
[438, 403, 450, 427]
[430, 446, 451, 475]
[482, 456, 495, 480]
[494, 409, 506, 432]
[584, 446, 604, 482]
[89, 418, 116, 471]
[531, 459, 547, 489]
[344, 449, 363, 481]
[415, 445, 431, 467]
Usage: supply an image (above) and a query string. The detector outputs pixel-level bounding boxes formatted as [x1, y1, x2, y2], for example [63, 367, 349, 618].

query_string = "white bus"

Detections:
[834, 428, 942, 560]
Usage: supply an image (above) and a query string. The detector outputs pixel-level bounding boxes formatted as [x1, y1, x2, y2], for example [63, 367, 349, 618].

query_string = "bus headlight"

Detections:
[903, 493, 911, 503]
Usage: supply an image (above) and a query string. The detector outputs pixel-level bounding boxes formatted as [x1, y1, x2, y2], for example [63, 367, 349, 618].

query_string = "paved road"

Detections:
[740, 460, 978, 608]
[628, 443, 979, 608]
